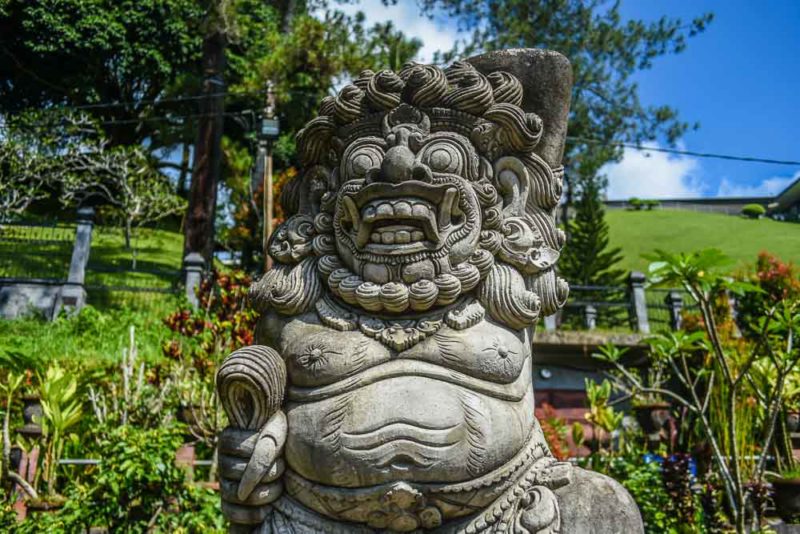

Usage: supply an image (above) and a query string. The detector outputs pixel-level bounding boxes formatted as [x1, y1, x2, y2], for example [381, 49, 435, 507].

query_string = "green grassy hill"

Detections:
[605, 209, 800, 273]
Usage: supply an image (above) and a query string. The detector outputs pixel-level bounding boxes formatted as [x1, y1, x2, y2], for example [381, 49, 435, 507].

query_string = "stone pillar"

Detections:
[183, 253, 206, 307]
[543, 314, 557, 331]
[60, 206, 95, 314]
[583, 305, 597, 330]
[665, 291, 683, 331]
[628, 271, 650, 334]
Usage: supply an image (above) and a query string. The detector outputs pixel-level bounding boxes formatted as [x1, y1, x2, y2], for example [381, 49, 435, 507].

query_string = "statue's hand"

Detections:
[218, 410, 287, 525]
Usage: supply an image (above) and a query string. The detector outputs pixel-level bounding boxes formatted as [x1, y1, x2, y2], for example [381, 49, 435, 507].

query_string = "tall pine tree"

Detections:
[560, 182, 625, 286]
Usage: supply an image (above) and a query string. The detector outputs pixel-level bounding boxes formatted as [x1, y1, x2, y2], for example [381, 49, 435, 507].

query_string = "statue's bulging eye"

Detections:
[341, 138, 385, 180]
[353, 154, 374, 176]
[429, 148, 455, 172]
[420, 142, 465, 175]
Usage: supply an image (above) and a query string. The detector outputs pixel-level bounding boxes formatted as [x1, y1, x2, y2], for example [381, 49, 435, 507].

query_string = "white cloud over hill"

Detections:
[603, 143, 704, 200]
[717, 172, 798, 197]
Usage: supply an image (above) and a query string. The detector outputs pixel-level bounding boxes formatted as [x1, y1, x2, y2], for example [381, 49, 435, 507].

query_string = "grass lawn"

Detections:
[0, 223, 183, 283]
[606, 209, 800, 273]
[1, 224, 185, 366]
[85, 226, 184, 289]
[90, 226, 184, 272]
[0, 303, 176, 368]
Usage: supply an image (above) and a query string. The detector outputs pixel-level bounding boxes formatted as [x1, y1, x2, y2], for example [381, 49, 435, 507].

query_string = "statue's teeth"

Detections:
[376, 203, 394, 217]
[411, 203, 428, 218]
[394, 201, 412, 217]
[368, 227, 428, 245]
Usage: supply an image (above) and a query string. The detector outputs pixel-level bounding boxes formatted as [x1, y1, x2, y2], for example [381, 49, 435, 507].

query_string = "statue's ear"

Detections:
[296, 165, 330, 215]
[494, 157, 529, 217]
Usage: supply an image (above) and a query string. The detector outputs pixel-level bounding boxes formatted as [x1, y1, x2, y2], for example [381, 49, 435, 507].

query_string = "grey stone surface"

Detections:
[467, 49, 573, 168]
[555, 467, 644, 533]
[0, 208, 94, 320]
[216, 49, 643, 533]
[0, 282, 63, 320]
[628, 272, 650, 334]
[183, 252, 206, 307]
[62, 206, 95, 313]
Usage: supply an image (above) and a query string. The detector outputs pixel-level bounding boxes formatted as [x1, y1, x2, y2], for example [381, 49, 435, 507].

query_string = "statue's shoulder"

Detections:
[555, 466, 644, 534]
[256, 308, 325, 349]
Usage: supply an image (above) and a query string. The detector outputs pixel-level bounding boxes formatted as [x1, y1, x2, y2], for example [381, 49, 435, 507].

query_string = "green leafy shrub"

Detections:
[644, 199, 661, 210]
[737, 252, 800, 339]
[628, 197, 643, 210]
[0, 489, 16, 532]
[17, 425, 223, 533]
[741, 204, 765, 219]
[38, 365, 83, 498]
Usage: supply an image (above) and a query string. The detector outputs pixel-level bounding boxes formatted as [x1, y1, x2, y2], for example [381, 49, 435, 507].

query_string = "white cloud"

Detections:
[716, 172, 798, 197]
[603, 143, 705, 200]
[339, 0, 459, 63]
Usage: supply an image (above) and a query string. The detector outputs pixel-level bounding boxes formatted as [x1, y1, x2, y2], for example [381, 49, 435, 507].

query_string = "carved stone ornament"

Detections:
[217, 49, 644, 533]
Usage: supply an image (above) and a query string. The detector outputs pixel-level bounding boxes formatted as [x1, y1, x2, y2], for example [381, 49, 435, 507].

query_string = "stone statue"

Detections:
[216, 49, 643, 533]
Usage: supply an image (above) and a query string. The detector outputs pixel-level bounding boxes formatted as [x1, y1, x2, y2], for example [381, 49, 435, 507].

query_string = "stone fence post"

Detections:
[583, 305, 597, 331]
[665, 291, 683, 331]
[628, 271, 650, 334]
[60, 206, 95, 313]
[183, 253, 206, 308]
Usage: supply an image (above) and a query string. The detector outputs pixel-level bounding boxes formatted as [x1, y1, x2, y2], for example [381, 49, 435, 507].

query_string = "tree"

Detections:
[418, 0, 713, 188]
[559, 181, 625, 286]
[0, 112, 80, 221]
[237, 10, 423, 167]
[0, 0, 206, 147]
[0, 139, 53, 221]
[61, 139, 186, 252]
[184, 0, 229, 261]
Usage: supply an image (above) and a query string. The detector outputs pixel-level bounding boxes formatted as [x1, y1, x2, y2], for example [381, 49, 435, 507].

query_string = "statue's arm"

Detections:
[216, 345, 287, 527]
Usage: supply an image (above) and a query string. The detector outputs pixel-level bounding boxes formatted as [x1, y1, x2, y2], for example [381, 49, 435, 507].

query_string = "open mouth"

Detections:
[340, 182, 462, 254]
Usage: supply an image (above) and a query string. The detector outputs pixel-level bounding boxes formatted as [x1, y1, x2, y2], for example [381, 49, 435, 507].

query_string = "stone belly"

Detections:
[285, 375, 534, 487]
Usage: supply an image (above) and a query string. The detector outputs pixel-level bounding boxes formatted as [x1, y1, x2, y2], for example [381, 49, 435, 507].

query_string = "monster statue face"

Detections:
[254, 61, 569, 327]
[334, 103, 483, 293]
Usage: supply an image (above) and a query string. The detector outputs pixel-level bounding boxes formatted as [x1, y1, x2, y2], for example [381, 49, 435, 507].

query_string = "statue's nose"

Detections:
[378, 145, 416, 184]
[367, 126, 433, 184]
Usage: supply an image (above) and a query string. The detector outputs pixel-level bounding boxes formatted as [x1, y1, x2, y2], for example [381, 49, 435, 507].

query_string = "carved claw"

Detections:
[218, 413, 288, 527]
[217, 345, 288, 529]
[238, 411, 288, 501]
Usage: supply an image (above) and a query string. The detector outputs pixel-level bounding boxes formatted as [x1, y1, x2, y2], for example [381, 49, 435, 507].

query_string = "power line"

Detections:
[41, 89, 266, 113]
[0, 110, 257, 131]
[36, 87, 326, 114]
[98, 110, 255, 126]
[567, 136, 800, 166]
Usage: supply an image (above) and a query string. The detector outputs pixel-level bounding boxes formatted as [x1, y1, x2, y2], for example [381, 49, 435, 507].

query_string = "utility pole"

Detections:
[259, 81, 279, 271]
[184, 29, 226, 262]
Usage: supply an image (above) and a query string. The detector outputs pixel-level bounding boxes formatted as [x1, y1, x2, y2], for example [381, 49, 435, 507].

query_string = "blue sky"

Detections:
[345, 0, 800, 199]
